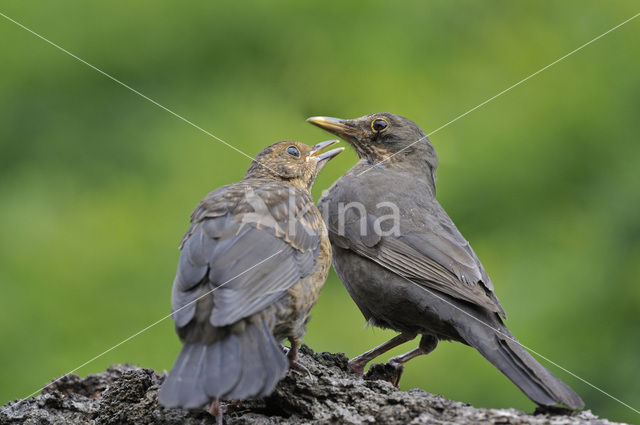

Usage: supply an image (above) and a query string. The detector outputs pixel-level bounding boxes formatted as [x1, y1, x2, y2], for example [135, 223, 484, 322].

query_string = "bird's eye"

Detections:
[286, 146, 300, 157]
[371, 119, 389, 132]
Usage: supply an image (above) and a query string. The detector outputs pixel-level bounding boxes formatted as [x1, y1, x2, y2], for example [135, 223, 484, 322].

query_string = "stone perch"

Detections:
[0, 346, 625, 424]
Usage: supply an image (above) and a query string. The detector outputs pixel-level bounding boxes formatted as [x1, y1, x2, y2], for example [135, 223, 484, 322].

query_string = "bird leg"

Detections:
[287, 337, 311, 376]
[208, 397, 226, 425]
[348, 332, 417, 376]
[386, 334, 438, 387]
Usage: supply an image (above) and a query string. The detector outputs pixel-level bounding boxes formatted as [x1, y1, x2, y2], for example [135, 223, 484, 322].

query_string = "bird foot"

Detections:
[347, 359, 366, 377]
[386, 360, 405, 388]
[208, 398, 227, 425]
[289, 358, 312, 377]
[287, 349, 311, 377]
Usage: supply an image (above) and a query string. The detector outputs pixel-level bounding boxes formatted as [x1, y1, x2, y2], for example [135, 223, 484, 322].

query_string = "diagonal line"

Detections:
[397, 274, 640, 415]
[0, 11, 281, 176]
[21, 248, 284, 400]
[357, 11, 640, 177]
[6, 7, 638, 414]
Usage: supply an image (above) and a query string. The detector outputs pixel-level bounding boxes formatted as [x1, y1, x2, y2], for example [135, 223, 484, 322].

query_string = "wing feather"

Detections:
[171, 181, 322, 330]
[322, 176, 505, 317]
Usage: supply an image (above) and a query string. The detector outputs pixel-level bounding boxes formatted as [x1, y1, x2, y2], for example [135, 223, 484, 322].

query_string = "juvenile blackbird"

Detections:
[158, 140, 343, 420]
[307, 113, 584, 410]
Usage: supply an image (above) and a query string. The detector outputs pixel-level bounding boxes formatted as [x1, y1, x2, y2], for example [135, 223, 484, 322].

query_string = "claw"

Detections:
[209, 398, 226, 425]
[289, 359, 312, 377]
[344, 333, 417, 379]
[347, 359, 366, 377]
[386, 360, 405, 388]
[287, 344, 311, 377]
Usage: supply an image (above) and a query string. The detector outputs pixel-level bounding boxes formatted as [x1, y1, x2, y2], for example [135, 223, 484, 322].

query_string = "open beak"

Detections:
[308, 139, 344, 161]
[306, 116, 363, 142]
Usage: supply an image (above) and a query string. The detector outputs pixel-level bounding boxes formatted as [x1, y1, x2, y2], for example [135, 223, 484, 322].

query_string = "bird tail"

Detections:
[158, 319, 289, 408]
[458, 316, 584, 410]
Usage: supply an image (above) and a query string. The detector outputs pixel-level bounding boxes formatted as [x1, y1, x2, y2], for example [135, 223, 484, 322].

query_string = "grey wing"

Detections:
[378, 224, 505, 316]
[171, 214, 319, 329]
[324, 188, 505, 317]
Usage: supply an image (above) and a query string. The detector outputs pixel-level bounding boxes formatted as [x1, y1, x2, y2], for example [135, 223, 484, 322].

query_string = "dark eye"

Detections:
[371, 119, 388, 132]
[286, 146, 300, 157]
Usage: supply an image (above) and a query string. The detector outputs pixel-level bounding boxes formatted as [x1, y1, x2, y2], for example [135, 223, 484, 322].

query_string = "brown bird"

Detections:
[158, 140, 343, 421]
[308, 112, 584, 410]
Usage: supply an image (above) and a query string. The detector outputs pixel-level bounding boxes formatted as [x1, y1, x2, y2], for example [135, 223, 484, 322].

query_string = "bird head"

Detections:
[244, 140, 344, 190]
[306, 112, 438, 179]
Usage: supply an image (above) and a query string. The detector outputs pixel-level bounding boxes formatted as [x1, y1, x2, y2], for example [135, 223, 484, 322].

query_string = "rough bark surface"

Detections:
[0, 346, 625, 425]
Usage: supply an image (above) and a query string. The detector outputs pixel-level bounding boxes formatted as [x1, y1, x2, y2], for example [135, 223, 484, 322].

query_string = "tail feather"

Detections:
[224, 324, 268, 399]
[209, 333, 242, 396]
[159, 319, 288, 408]
[158, 343, 209, 408]
[460, 318, 584, 409]
[258, 322, 292, 394]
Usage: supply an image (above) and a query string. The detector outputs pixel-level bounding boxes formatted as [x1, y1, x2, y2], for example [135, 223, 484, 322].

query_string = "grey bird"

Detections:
[307, 112, 584, 410]
[158, 140, 343, 421]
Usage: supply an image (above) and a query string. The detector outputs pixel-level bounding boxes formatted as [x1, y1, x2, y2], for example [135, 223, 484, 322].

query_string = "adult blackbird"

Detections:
[158, 140, 344, 420]
[307, 113, 584, 410]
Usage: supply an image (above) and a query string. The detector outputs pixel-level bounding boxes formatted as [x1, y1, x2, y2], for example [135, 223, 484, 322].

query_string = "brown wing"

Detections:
[172, 181, 323, 329]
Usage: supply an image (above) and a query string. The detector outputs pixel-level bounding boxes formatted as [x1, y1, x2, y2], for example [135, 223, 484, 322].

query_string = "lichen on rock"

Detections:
[0, 346, 625, 425]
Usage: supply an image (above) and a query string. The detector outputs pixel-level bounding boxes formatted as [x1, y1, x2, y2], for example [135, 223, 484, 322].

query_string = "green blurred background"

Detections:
[1, 1, 639, 423]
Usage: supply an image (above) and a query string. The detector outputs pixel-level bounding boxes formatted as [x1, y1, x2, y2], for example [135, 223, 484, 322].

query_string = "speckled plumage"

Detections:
[158, 141, 340, 414]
